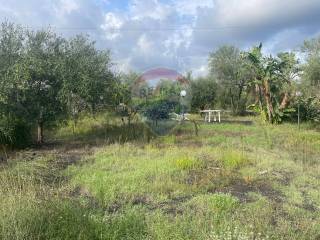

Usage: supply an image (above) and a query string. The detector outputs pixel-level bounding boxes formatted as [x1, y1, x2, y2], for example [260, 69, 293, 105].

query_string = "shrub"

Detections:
[0, 116, 31, 149]
[291, 97, 320, 122]
[143, 99, 178, 123]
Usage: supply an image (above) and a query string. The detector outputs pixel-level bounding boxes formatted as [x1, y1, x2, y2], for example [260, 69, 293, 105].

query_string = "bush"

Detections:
[190, 77, 217, 111]
[0, 116, 31, 149]
[143, 99, 178, 123]
[291, 97, 320, 122]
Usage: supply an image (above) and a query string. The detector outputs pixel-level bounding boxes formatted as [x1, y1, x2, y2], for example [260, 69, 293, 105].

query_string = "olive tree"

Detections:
[0, 22, 32, 151]
[59, 35, 119, 132]
[301, 37, 320, 96]
[208, 46, 253, 114]
[20, 29, 65, 144]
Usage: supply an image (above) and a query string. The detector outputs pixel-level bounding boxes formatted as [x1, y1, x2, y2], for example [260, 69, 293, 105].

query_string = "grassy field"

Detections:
[1, 114, 319, 240]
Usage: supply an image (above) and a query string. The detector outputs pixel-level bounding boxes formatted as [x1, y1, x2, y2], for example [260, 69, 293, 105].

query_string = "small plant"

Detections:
[187, 193, 239, 214]
[220, 150, 249, 169]
[208, 193, 239, 213]
[175, 157, 203, 170]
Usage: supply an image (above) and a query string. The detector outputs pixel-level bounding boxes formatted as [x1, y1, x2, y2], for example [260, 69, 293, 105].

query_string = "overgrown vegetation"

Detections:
[1, 114, 319, 240]
[1, 20, 320, 240]
[1, 21, 320, 150]
[0, 21, 120, 151]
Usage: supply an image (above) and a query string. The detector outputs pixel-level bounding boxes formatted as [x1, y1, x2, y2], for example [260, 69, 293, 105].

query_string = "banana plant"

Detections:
[246, 44, 299, 123]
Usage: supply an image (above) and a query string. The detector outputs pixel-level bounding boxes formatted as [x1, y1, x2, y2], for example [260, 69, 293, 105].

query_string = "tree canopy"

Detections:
[0, 22, 119, 146]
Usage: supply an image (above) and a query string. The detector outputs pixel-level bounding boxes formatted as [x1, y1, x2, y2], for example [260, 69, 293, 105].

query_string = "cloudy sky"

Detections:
[1, 0, 320, 76]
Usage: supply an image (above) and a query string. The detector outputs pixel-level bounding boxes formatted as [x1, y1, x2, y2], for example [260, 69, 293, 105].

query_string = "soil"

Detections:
[220, 178, 285, 203]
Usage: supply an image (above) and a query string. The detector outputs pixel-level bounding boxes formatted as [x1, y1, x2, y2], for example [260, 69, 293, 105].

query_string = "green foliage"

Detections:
[0, 116, 31, 148]
[54, 113, 154, 144]
[175, 157, 203, 170]
[246, 44, 300, 123]
[208, 46, 253, 114]
[157, 79, 183, 99]
[220, 150, 249, 169]
[0, 22, 118, 146]
[103, 207, 148, 240]
[290, 97, 320, 122]
[188, 193, 239, 214]
[208, 226, 269, 240]
[301, 37, 320, 93]
[115, 103, 138, 125]
[143, 99, 178, 122]
[190, 77, 217, 111]
[1, 116, 320, 239]
[60, 35, 117, 117]
[0, 191, 106, 240]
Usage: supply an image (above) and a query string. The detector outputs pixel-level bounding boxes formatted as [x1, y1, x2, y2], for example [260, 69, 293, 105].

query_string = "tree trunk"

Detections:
[279, 92, 290, 110]
[237, 81, 246, 112]
[255, 84, 263, 111]
[91, 103, 96, 118]
[263, 79, 274, 123]
[229, 88, 236, 114]
[0, 145, 8, 163]
[37, 121, 44, 144]
[192, 120, 199, 136]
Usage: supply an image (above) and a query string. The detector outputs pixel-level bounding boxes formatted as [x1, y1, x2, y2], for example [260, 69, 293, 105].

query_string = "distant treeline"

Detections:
[1, 21, 320, 149]
[122, 40, 320, 124]
[201, 42, 320, 123]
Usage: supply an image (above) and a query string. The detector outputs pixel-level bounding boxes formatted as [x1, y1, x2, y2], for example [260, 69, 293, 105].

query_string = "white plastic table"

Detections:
[200, 110, 221, 123]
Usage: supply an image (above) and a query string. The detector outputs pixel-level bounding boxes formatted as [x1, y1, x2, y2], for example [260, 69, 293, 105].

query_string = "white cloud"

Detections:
[164, 25, 193, 56]
[58, 0, 79, 15]
[0, 0, 320, 76]
[136, 34, 154, 55]
[101, 12, 123, 40]
[129, 0, 171, 21]
[213, 0, 320, 28]
[0, 6, 19, 17]
[173, 0, 214, 17]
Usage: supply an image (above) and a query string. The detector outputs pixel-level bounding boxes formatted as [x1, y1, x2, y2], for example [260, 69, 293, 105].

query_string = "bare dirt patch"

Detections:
[219, 179, 285, 203]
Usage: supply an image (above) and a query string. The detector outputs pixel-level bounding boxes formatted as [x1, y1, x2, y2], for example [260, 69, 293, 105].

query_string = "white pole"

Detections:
[218, 111, 221, 123]
[208, 111, 211, 123]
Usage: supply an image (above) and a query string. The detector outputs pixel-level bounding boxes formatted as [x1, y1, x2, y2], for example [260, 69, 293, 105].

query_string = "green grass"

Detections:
[53, 113, 155, 144]
[1, 115, 320, 239]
